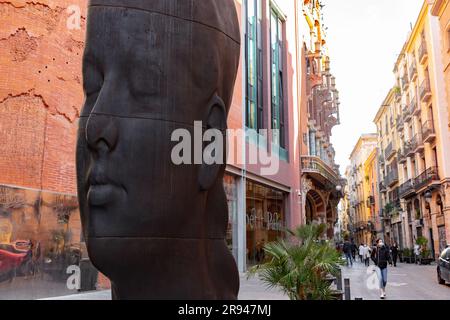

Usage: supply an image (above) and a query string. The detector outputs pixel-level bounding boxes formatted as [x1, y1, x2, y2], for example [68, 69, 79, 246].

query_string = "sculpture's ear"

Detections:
[198, 94, 227, 191]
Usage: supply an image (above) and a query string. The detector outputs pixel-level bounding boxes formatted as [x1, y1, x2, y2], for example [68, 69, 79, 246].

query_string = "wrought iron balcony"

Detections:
[401, 74, 409, 90]
[399, 179, 415, 198]
[412, 133, 424, 153]
[396, 115, 404, 130]
[409, 98, 418, 117]
[404, 139, 415, 157]
[398, 148, 407, 164]
[379, 181, 387, 193]
[409, 61, 418, 82]
[385, 142, 397, 160]
[386, 170, 399, 187]
[418, 41, 428, 65]
[420, 78, 431, 102]
[414, 167, 439, 191]
[422, 120, 436, 143]
[403, 104, 412, 122]
[301, 156, 341, 188]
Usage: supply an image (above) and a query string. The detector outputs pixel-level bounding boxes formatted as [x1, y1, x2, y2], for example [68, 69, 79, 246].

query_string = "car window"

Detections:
[441, 249, 448, 259]
[446, 249, 450, 260]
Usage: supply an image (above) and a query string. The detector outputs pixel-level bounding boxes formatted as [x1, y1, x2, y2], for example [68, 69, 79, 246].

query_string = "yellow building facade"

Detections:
[375, 1, 450, 258]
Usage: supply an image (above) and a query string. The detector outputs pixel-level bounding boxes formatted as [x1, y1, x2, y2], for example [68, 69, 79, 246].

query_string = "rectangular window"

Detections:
[245, 0, 263, 130]
[270, 9, 285, 148]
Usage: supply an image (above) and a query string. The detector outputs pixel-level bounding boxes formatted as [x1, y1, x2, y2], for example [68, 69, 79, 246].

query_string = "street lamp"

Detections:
[424, 190, 432, 217]
[424, 190, 432, 204]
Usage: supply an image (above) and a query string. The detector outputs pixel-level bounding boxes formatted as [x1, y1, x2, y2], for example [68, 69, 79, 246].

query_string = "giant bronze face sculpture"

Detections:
[76, 0, 240, 300]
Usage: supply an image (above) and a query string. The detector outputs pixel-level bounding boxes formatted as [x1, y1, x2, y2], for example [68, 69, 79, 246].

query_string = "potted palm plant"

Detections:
[416, 237, 434, 265]
[248, 224, 345, 300]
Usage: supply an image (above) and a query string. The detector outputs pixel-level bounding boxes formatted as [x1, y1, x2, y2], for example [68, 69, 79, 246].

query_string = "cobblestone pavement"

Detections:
[341, 260, 450, 300]
[42, 273, 289, 300]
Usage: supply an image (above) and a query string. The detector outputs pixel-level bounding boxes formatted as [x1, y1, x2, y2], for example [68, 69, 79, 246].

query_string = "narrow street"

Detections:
[342, 260, 450, 300]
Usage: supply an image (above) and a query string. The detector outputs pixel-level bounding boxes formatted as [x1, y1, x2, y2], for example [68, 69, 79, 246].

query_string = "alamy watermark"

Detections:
[171, 122, 281, 176]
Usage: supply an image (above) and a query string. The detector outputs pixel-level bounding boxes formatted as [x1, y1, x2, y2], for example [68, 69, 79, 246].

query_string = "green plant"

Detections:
[402, 248, 412, 257]
[384, 203, 394, 214]
[248, 224, 344, 300]
[421, 248, 431, 259]
[416, 236, 428, 247]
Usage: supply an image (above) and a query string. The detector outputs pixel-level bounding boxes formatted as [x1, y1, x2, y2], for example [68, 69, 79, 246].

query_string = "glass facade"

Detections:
[270, 9, 285, 148]
[245, 0, 263, 130]
[245, 180, 285, 266]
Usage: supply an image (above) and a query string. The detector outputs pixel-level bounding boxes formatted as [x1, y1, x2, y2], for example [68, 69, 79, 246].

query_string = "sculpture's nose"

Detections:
[85, 114, 119, 153]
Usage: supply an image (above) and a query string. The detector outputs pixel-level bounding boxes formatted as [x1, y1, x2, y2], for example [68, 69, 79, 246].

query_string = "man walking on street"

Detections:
[391, 242, 399, 267]
[371, 238, 392, 299]
[343, 239, 353, 267]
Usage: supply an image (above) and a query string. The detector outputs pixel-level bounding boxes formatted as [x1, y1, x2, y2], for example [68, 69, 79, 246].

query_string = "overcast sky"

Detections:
[322, 0, 423, 173]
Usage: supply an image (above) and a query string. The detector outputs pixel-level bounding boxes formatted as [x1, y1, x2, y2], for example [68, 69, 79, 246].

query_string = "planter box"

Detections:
[403, 257, 413, 264]
[419, 258, 434, 265]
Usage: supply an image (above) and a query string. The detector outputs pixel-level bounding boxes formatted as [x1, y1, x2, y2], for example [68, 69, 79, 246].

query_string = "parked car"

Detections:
[0, 244, 28, 282]
[437, 247, 450, 285]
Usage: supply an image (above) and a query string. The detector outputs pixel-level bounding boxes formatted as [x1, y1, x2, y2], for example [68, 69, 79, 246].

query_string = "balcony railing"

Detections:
[409, 61, 418, 82]
[412, 133, 424, 152]
[399, 179, 415, 198]
[418, 41, 428, 64]
[396, 115, 404, 130]
[409, 98, 418, 116]
[404, 139, 415, 157]
[301, 156, 341, 187]
[401, 74, 409, 90]
[420, 78, 431, 102]
[379, 181, 387, 193]
[422, 120, 436, 143]
[398, 148, 407, 163]
[385, 142, 396, 160]
[403, 104, 411, 122]
[386, 170, 399, 187]
[414, 167, 439, 191]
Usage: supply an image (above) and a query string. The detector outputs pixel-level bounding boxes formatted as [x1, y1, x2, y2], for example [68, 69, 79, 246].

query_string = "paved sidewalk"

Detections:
[341, 260, 450, 300]
[43, 274, 289, 300]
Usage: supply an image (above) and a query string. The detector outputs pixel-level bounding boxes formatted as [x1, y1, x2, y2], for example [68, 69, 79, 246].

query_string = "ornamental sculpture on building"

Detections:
[76, 0, 241, 300]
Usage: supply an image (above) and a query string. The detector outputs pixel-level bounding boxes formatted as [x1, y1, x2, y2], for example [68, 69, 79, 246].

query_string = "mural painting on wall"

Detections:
[0, 185, 95, 299]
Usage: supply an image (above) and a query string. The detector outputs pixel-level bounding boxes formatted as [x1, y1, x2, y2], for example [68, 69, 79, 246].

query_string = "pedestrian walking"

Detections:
[359, 244, 365, 263]
[363, 244, 371, 267]
[414, 243, 421, 264]
[371, 238, 392, 299]
[391, 242, 399, 267]
[343, 240, 353, 267]
[351, 242, 357, 260]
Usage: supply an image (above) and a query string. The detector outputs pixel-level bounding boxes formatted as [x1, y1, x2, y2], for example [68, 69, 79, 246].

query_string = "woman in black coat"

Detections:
[371, 239, 392, 299]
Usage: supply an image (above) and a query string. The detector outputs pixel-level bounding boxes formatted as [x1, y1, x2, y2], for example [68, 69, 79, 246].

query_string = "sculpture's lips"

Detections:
[87, 184, 123, 206]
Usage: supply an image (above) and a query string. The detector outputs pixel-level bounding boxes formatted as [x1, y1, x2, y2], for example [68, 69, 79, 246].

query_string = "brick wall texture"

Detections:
[0, 0, 87, 195]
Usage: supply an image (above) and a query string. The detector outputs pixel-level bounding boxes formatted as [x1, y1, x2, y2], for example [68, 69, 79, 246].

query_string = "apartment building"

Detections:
[347, 134, 378, 245]
[431, 0, 450, 127]
[299, 0, 344, 240]
[375, 1, 450, 257]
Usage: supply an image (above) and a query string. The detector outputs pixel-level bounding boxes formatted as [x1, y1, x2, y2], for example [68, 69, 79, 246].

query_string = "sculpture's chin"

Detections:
[86, 236, 240, 300]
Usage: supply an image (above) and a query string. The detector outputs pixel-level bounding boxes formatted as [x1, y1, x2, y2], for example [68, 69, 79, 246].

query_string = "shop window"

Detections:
[246, 180, 285, 266]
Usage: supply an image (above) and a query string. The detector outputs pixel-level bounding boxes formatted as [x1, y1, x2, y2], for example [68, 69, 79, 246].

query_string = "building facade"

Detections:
[431, 0, 450, 128]
[0, 0, 343, 299]
[374, 1, 450, 258]
[346, 135, 378, 245]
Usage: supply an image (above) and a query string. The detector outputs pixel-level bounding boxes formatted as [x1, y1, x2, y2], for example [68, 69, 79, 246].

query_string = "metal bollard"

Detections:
[344, 278, 351, 301]
[336, 268, 343, 291]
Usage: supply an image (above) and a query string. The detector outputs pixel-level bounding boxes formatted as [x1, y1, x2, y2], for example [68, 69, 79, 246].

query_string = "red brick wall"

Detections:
[0, 0, 86, 195]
